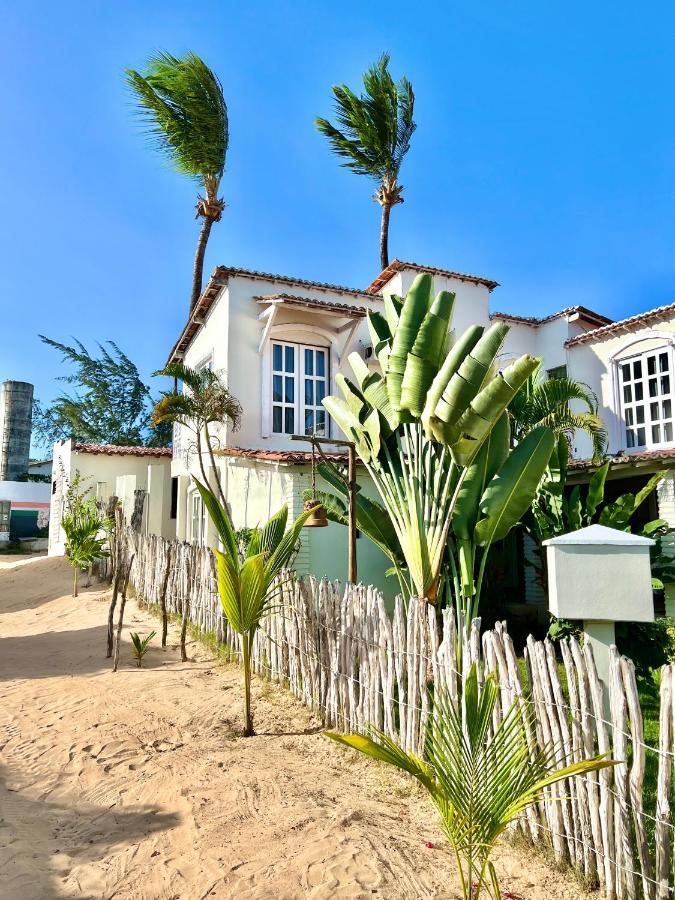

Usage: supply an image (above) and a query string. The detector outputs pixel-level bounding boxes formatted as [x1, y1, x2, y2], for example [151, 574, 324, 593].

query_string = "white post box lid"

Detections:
[543, 524, 655, 548]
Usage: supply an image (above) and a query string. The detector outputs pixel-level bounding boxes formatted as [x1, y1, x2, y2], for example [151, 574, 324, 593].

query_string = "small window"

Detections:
[547, 365, 567, 381]
[170, 477, 178, 520]
[191, 493, 206, 546]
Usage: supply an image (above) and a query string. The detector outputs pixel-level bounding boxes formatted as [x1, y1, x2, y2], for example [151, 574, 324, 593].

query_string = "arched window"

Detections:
[614, 336, 675, 450]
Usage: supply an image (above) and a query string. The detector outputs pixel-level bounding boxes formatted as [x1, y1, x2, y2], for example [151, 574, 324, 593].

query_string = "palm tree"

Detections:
[194, 478, 313, 735]
[316, 54, 416, 271]
[508, 361, 607, 460]
[152, 362, 241, 507]
[328, 665, 614, 900]
[125, 52, 228, 312]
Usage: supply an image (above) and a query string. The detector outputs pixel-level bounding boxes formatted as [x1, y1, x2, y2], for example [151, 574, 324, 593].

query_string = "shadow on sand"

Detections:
[0, 556, 108, 615]
[0, 763, 179, 899]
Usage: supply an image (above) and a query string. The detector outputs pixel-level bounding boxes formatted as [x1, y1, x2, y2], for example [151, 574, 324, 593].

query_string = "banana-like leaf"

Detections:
[586, 460, 610, 521]
[386, 273, 433, 410]
[322, 396, 373, 462]
[453, 414, 510, 542]
[435, 323, 508, 427]
[421, 325, 484, 438]
[348, 353, 398, 431]
[568, 486, 582, 530]
[383, 293, 404, 333]
[193, 476, 238, 561]
[367, 310, 392, 372]
[452, 355, 540, 466]
[475, 427, 555, 547]
[399, 290, 455, 417]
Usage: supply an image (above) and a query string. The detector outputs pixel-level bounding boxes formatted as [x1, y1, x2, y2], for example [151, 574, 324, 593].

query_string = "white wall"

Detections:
[568, 321, 675, 458]
[49, 440, 173, 555]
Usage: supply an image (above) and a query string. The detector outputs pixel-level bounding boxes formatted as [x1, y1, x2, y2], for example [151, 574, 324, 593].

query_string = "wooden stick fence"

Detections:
[110, 527, 675, 899]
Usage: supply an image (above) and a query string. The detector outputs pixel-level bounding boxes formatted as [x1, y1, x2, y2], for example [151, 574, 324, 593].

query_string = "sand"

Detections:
[0, 555, 592, 899]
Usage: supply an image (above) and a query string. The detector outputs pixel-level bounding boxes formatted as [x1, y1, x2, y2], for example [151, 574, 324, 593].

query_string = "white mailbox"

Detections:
[544, 524, 655, 688]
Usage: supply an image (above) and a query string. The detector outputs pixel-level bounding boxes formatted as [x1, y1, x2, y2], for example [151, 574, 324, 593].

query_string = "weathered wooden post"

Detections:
[544, 524, 655, 690]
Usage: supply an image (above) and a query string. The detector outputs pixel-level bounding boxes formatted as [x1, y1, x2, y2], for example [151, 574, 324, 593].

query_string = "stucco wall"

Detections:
[49, 441, 173, 555]
[568, 321, 675, 459]
[178, 456, 395, 602]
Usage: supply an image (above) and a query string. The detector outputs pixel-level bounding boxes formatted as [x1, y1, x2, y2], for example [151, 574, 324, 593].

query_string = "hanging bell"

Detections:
[303, 498, 328, 528]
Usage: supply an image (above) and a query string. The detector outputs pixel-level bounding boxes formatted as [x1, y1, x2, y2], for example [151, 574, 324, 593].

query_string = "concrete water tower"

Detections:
[0, 381, 34, 481]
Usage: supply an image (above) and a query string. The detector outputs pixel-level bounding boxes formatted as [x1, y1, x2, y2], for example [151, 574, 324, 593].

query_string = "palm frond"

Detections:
[315, 53, 416, 185]
[125, 52, 228, 187]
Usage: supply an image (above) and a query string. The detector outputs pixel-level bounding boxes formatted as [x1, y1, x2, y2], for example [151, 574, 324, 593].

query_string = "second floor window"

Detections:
[271, 341, 328, 436]
[620, 347, 674, 449]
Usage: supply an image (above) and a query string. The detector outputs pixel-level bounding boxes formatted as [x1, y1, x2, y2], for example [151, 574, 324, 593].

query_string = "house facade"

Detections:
[48, 441, 174, 556]
[165, 259, 675, 606]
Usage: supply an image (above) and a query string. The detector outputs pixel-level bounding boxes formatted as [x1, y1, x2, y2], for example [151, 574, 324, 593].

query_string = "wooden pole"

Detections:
[347, 443, 357, 584]
[290, 434, 357, 584]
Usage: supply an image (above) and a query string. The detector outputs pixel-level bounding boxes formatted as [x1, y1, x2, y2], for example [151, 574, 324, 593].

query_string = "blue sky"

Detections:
[3, 1, 675, 435]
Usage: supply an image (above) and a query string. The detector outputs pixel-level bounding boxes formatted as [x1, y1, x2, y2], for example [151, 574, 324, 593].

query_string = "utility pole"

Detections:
[291, 434, 357, 583]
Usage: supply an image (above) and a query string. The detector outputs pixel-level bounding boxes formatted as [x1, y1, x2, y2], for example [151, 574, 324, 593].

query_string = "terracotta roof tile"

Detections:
[254, 294, 367, 317]
[215, 446, 354, 465]
[217, 265, 373, 298]
[565, 302, 675, 347]
[569, 448, 675, 470]
[74, 443, 172, 458]
[366, 259, 499, 294]
[168, 266, 375, 364]
[491, 305, 612, 328]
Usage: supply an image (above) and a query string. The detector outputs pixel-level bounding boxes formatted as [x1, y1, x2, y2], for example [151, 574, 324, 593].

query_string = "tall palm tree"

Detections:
[316, 54, 416, 271]
[125, 52, 228, 313]
[152, 362, 241, 507]
[508, 361, 607, 460]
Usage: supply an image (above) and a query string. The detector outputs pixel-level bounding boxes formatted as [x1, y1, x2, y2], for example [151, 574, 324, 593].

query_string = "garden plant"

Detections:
[130, 631, 156, 667]
[152, 362, 241, 508]
[61, 475, 111, 597]
[322, 272, 554, 626]
[194, 477, 313, 735]
[328, 664, 615, 900]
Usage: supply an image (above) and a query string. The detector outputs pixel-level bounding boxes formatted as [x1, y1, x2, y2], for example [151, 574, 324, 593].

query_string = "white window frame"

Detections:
[616, 341, 675, 451]
[190, 492, 207, 546]
[265, 339, 331, 438]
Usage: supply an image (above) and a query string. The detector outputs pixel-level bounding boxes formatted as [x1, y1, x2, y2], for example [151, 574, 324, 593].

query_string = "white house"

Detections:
[48, 440, 174, 556]
[164, 259, 675, 606]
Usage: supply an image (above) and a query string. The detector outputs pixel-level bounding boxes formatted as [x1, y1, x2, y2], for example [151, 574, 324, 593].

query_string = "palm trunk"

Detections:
[205, 429, 228, 509]
[379, 202, 392, 271]
[191, 215, 215, 312]
[73, 567, 79, 598]
[242, 632, 253, 736]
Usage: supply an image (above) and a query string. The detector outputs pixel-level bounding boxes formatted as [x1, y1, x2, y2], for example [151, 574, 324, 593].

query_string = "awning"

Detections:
[255, 293, 366, 362]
